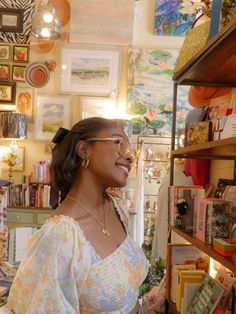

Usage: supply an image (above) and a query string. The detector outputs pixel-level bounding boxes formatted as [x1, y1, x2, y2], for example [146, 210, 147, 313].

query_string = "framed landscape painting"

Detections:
[34, 94, 71, 141]
[60, 46, 120, 98]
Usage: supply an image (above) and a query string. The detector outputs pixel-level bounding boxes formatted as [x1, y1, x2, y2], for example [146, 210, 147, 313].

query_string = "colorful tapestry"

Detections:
[154, 0, 196, 36]
[127, 48, 192, 135]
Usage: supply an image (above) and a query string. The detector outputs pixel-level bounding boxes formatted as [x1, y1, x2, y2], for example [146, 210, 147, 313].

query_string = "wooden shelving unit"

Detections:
[168, 19, 236, 313]
[171, 136, 236, 159]
[170, 225, 236, 273]
[173, 20, 236, 86]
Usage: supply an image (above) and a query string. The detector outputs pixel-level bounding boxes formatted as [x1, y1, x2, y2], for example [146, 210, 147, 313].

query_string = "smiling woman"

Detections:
[7, 117, 149, 314]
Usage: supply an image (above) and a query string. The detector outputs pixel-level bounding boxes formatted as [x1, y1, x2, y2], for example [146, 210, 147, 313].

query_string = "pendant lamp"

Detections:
[31, 0, 61, 40]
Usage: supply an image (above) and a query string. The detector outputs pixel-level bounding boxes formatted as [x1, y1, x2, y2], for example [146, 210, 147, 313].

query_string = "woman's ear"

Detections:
[76, 140, 88, 159]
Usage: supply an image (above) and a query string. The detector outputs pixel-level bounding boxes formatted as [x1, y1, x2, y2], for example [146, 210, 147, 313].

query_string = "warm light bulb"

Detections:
[41, 27, 51, 37]
[43, 12, 53, 23]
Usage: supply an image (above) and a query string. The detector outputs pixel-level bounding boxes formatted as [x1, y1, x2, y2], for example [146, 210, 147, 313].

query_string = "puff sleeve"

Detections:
[7, 216, 91, 314]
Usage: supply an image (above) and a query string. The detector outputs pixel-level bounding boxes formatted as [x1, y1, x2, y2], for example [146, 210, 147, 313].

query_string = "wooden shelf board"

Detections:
[170, 225, 236, 273]
[173, 20, 236, 85]
[171, 137, 236, 156]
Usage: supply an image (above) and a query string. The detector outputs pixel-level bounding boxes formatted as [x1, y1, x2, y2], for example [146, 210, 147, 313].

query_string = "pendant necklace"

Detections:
[67, 194, 111, 237]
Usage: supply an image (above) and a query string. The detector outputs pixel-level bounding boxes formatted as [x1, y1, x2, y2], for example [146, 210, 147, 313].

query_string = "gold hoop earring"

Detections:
[82, 157, 90, 168]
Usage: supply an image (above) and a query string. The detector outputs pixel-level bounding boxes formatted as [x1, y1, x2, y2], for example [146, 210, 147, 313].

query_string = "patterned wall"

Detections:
[0, 0, 35, 44]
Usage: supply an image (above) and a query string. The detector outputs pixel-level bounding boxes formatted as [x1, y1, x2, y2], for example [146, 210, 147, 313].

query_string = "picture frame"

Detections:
[0, 44, 12, 61]
[60, 46, 120, 97]
[15, 86, 34, 119]
[0, 145, 24, 171]
[80, 97, 116, 119]
[0, 64, 10, 81]
[13, 45, 29, 63]
[0, 81, 16, 103]
[12, 65, 26, 82]
[35, 94, 71, 141]
[0, 8, 23, 33]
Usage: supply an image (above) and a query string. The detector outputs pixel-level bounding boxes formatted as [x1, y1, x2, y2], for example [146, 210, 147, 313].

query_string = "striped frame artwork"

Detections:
[0, 0, 35, 44]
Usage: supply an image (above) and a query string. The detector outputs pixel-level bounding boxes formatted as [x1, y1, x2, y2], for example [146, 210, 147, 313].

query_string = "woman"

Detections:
[7, 117, 149, 314]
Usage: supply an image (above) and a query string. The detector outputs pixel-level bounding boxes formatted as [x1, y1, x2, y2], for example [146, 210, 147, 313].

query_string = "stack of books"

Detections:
[0, 262, 17, 296]
[213, 238, 236, 256]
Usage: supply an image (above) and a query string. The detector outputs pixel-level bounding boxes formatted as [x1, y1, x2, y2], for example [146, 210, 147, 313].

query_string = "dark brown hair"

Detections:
[50, 117, 118, 200]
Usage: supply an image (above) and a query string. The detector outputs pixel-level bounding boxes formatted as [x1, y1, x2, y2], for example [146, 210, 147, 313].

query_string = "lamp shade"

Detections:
[31, 0, 61, 40]
[0, 113, 27, 139]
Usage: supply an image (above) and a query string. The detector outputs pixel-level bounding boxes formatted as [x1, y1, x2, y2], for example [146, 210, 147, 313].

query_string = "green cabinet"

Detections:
[6, 207, 54, 227]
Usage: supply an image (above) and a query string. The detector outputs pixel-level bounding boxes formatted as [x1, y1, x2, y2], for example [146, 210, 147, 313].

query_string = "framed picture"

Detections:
[0, 64, 10, 81]
[0, 8, 23, 33]
[60, 46, 120, 97]
[15, 86, 34, 118]
[0, 145, 24, 171]
[13, 45, 29, 62]
[12, 65, 26, 82]
[80, 97, 116, 119]
[0, 81, 16, 103]
[35, 94, 71, 141]
[0, 45, 12, 61]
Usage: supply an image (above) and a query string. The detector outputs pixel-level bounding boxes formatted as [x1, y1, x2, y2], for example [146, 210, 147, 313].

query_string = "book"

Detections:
[222, 185, 236, 206]
[195, 198, 233, 244]
[215, 270, 236, 310]
[181, 281, 202, 314]
[213, 238, 236, 251]
[176, 269, 205, 312]
[0, 261, 17, 292]
[195, 197, 207, 241]
[168, 185, 205, 231]
[206, 199, 232, 244]
[171, 264, 196, 303]
[214, 178, 236, 199]
[166, 244, 209, 300]
[185, 274, 225, 314]
[213, 245, 236, 257]
[8, 227, 37, 267]
[208, 93, 232, 121]
[207, 93, 232, 140]
[185, 121, 212, 146]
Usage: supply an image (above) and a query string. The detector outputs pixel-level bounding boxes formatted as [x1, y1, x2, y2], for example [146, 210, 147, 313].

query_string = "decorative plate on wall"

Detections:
[25, 62, 50, 88]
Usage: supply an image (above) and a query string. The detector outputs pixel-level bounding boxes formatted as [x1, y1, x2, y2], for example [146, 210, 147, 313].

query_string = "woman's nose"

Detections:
[125, 150, 134, 164]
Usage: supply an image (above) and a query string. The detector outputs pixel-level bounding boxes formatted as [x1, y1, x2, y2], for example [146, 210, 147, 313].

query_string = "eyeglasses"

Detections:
[87, 137, 133, 159]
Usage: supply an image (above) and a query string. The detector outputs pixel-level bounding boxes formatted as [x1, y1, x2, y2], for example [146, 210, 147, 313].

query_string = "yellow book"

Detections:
[176, 269, 206, 312]
[171, 264, 196, 303]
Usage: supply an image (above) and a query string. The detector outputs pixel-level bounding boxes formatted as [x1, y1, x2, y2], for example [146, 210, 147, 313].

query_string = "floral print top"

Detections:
[7, 195, 149, 314]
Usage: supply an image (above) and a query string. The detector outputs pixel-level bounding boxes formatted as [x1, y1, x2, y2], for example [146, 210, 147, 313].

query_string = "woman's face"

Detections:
[86, 127, 133, 188]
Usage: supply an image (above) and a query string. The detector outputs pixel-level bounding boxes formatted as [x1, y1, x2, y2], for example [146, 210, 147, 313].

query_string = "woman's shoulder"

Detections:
[107, 191, 129, 229]
[26, 215, 88, 252]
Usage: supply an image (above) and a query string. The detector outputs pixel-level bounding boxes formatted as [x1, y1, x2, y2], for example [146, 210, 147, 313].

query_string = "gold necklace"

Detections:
[67, 194, 110, 237]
